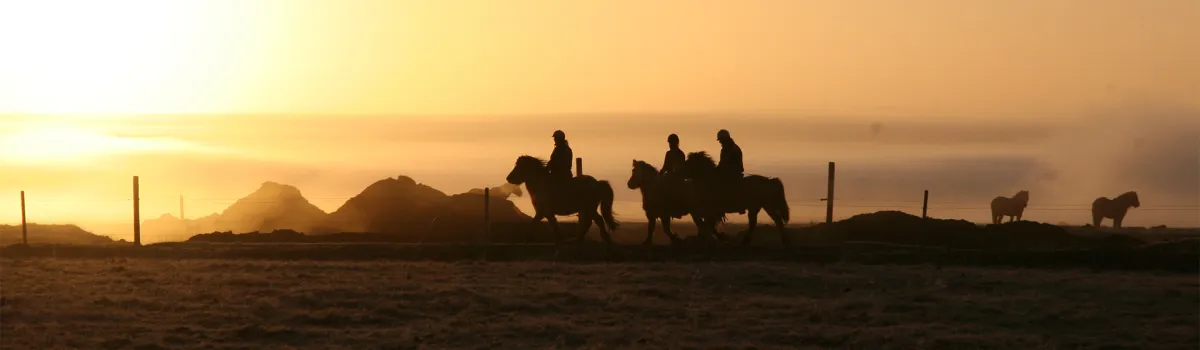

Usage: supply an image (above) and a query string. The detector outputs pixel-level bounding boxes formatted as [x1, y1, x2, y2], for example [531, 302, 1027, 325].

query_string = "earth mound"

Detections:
[1, 224, 117, 246]
[214, 182, 328, 234]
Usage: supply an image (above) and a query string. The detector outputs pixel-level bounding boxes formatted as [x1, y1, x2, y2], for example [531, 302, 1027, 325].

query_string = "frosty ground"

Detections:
[2, 259, 1196, 349]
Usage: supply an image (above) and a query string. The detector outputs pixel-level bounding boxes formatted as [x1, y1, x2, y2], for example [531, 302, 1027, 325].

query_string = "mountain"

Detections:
[320, 176, 531, 239]
[0, 224, 118, 246]
[212, 182, 328, 234]
[321, 176, 449, 234]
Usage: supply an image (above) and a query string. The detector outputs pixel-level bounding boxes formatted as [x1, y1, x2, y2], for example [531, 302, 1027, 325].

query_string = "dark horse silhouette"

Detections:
[628, 160, 716, 245]
[683, 152, 790, 245]
[507, 155, 619, 244]
[990, 190, 1030, 224]
[1092, 191, 1140, 228]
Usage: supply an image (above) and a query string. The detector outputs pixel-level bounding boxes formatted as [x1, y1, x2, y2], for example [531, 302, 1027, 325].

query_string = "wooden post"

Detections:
[179, 195, 185, 221]
[483, 187, 491, 244]
[20, 191, 27, 245]
[825, 162, 835, 224]
[133, 176, 141, 246]
[575, 157, 583, 176]
[922, 190, 929, 219]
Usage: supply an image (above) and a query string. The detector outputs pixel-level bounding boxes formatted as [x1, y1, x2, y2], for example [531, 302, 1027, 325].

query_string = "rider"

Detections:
[716, 129, 745, 213]
[716, 129, 743, 182]
[660, 134, 686, 178]
[548, 130, 574, 182]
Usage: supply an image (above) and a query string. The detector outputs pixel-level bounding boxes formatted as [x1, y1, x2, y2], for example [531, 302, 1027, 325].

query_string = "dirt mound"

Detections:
[186, 221, 573, 243]
[0, 224, 117, 246]
[1143, 238, 1200, 254]
[982, 221, 1079, 249]
[818, 211, 980, 247]
[187, 230, 308, 243]
[320, 176, 531, 240]
[214, 182, 328, 234]
[801, 211, 1149, 250]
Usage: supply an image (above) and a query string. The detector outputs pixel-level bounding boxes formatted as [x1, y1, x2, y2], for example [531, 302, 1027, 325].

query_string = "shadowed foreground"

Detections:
[2, 259, 1196, 349]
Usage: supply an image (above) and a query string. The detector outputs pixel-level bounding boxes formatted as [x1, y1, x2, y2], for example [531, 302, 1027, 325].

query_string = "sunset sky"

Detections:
[1, 1, 1197, 237]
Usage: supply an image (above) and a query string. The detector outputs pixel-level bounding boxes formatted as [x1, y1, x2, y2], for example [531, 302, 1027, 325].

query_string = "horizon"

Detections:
[2, 1, 1198, 239]
[3, 112, 1198, 241]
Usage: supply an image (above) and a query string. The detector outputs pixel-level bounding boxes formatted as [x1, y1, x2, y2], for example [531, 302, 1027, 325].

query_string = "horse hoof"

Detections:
[640, 240, 653, 246]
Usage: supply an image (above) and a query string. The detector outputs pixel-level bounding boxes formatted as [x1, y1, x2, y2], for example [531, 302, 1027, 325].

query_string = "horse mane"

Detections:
[1117, 191, 1139, 204]
[517, 155, 547, 169]
[1013, 190, 1030, 202]
[686, 151, 717, 173]
[632, 160, 658, 174]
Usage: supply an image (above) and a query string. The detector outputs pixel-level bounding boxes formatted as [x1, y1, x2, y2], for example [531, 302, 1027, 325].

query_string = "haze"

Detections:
[1, 1, 1197, 239]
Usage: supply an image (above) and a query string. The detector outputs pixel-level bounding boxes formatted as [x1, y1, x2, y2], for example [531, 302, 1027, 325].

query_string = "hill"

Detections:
[0, 224, 118, 246]
[320, 176, 531, 240]
[214, 182, 328, 234]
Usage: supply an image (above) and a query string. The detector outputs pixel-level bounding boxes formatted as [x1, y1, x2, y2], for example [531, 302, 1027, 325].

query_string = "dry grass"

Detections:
[2, 259, 1196, 349]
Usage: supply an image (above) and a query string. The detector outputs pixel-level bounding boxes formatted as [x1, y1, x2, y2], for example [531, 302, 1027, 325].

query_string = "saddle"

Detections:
[716, 175, 746, 214]
[548, 174, 577, 208]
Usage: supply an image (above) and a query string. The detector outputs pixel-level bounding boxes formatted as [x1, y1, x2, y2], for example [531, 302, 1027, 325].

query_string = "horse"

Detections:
[1092, 191, 1140, 228]
[682, 151, 791, 245]
[506, 155, 619, 245]
[989, 190, 1030, 224]
[627, 160, 715, 245]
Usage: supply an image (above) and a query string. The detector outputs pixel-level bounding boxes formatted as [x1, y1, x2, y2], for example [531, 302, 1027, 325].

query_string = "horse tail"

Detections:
[767, 177, 790, 223]
[597, 180, 620, 231]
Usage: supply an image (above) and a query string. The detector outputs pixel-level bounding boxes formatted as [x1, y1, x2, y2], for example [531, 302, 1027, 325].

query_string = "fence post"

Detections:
[133, 176, 141, 246]
[576, 157, 583, 176]
[825, 162, 835, 224]
[20, 191, 27, 245]
[922, 190, 929, 219]
[483, 187, 491, 244]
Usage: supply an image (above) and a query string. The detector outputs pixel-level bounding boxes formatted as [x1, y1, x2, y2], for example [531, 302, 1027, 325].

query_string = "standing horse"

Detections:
[683, 152, 791, 245]
[990, 190, 1030, 224]
[1092, 191, 1140, 228]
[507, 155, 619, 244]
[627, 160, 713, 245]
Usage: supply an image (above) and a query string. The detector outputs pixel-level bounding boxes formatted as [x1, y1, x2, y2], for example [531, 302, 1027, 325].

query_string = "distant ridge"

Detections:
[0, 224, 118, 246]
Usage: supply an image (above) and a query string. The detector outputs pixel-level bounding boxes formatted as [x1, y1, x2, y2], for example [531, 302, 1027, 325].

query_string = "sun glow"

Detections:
[0, 1, 257, 114]
[0, 122, 206, 164]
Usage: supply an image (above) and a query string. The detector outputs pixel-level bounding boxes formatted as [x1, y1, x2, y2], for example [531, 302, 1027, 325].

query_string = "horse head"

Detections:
[628, 160, 659, 190]
[684, 151, 717, 179]
[1123, 191, 1140, 208]
[1014, 190, 1030, 205]
[507, 155, 546, 185]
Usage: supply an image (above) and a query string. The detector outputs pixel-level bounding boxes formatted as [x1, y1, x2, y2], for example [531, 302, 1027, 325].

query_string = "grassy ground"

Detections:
[2, 259, 1196, 349]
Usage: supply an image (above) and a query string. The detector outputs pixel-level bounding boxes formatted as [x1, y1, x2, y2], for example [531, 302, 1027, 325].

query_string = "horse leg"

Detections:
[768, 209, 788, 246]
[743, 207, 760, 246]
[546, 215, 562, 244]
[661, 216, 683, 244]
[594, 210, 614, 245]
[1114, 214, 1124, 229]
[1092, 212, 1102, 227]
[577, 211, 594, 243]
[642, 213, 657, 245]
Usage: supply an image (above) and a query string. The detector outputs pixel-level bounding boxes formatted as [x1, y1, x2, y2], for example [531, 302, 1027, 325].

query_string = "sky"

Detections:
[0, 1, 1197, 237]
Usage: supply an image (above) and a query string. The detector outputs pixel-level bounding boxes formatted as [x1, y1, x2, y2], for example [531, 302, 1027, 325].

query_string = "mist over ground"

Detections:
[2, 103, 1196, 240]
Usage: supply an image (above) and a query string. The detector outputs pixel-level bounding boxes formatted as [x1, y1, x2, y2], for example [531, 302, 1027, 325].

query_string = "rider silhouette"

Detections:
[548, 130, 574, 182]
[716, 129, 743, 181]
[660, 134, 685, 178]
[716, 129, 745, 213]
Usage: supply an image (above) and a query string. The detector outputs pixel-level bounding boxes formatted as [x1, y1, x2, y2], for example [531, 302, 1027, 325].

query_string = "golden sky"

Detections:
[1, 1, 1198, 235]
[1, 0, 1196, 116]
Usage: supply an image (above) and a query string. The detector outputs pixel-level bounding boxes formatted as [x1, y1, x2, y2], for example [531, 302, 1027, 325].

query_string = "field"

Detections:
[3, 257, 1197, 349]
